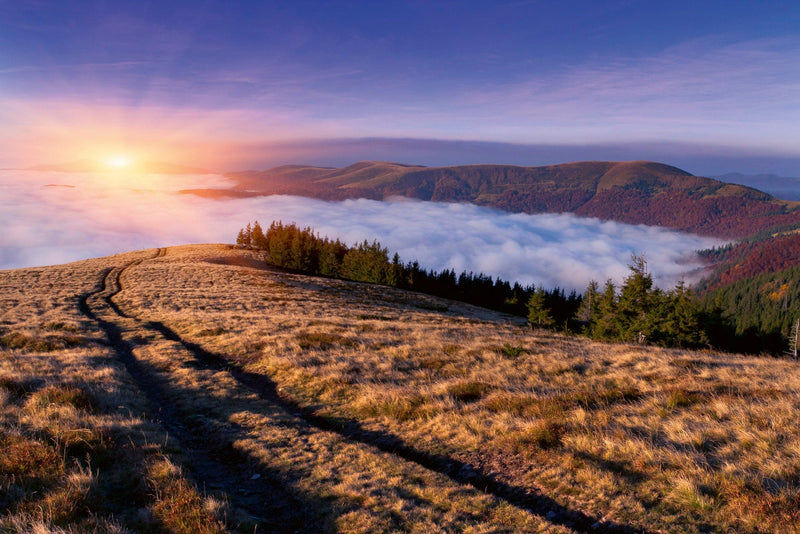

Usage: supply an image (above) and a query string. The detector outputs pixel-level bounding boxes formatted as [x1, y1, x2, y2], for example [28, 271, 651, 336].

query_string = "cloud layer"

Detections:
[0, 171, 723, 290]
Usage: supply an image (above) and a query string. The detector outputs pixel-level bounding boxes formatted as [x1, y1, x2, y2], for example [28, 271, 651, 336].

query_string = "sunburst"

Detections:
[105, 155, 131, 169]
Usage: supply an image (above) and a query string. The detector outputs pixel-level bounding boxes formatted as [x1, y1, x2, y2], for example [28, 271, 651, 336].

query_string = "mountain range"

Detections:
[217, 160, 800, 343]
[23, 157, 800, 339]
[208, 160, 800, 239]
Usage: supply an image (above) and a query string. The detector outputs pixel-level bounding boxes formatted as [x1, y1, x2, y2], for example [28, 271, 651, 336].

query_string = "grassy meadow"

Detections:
[2, 244, 800, 533]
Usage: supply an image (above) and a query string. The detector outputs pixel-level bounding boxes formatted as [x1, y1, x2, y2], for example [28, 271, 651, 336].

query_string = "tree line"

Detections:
[237, 221, 579, 322]
[237, 221, 790, 354]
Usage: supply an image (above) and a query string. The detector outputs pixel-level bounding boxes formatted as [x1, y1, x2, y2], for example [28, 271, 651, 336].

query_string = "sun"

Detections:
[105, 155, 131, 169]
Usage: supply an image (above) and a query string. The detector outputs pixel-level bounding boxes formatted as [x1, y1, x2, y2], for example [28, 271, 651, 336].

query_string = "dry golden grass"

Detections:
[4, 243, 800, 532]
[0, 251, 232, 533]
[1, 247, 562, 533]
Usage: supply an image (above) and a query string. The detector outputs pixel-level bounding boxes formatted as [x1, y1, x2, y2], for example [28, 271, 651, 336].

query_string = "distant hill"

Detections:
[714, 172, 800, 201]
[28, 159, 211, 174]
[218, 160, 800, 238]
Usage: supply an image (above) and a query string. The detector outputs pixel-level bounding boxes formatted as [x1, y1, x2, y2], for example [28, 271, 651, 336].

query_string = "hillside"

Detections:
[2, 245, 800, 532]
[693, 223, 800, 347]
[715, 173, 800, 201]
[216, 161, 800, 238]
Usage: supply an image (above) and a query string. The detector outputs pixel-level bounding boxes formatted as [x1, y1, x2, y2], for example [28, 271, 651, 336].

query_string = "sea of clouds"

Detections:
[0, 170, 724, 290]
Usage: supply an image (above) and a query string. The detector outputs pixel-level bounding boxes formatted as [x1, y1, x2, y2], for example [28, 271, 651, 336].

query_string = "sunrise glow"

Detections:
[106, 155, 131, 169]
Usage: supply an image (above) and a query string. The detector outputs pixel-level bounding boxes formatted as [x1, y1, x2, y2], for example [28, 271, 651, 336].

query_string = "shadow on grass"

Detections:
[121, 303, 651, 531]
[77, 262, 338, 533]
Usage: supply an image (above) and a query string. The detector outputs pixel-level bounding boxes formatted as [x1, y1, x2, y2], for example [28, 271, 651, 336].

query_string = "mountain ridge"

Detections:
[219, 160, 799, 238]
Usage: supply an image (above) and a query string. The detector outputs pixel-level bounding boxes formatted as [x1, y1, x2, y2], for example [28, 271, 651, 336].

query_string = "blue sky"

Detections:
[1, 0, 799, 174]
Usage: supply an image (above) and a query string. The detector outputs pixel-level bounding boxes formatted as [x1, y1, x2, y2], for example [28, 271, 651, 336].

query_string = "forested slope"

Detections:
[205, 160, 800, 238]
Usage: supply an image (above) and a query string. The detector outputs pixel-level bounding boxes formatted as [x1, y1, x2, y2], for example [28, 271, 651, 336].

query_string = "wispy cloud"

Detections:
[0, 170, 722, 290]
[455, 37, 800, 147]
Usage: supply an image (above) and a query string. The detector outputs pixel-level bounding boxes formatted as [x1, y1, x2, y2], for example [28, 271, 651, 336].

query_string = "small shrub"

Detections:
[0, 332, 35, 350]
[508, 420, 566, 452]
[360, 394, 427, 422]
[529, 420, 564, 449]
[567, 381, 641, 409]
[497, 343, 525, 358]
[419, 356, 451, 371]
[670, 358, 697, 370]
[0, 433, 62, 478]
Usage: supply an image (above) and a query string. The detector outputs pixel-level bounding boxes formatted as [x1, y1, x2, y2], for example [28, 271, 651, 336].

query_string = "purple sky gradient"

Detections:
[1, 1, 798, 174]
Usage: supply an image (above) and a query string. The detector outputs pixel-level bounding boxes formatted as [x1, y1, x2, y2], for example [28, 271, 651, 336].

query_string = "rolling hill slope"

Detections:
[2, 244, 800, 532]
[218, 161, 800, 238]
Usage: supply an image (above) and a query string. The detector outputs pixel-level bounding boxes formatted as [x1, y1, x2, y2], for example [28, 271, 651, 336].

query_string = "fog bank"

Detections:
[0, 170, 723, 290]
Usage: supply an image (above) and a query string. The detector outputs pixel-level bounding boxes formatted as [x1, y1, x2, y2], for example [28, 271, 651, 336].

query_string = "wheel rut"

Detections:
[77, 249, 315, 532]
[81, 247, 651, 534]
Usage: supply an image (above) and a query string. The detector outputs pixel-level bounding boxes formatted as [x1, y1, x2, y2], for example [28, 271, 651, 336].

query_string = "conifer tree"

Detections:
[662, 279, 707, 347]
[242, 222, 252, 247]
[617, 254, 654, 342]
[527, 288, 554, 328]
[251, 221, 267, 249]
[387, 252, 403, 287]
[577, 280, 600, 325]
[592, 280, 619, 339]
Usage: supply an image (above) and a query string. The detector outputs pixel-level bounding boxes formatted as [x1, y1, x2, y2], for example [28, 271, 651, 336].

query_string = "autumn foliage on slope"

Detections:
[698, 231, 800, 291]
[219, 161, 800, 239]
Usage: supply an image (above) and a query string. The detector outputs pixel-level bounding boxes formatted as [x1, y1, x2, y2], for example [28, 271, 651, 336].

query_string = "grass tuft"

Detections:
[356, 313, 392, 321]
[505, 420, 566, 452]
[147, 458, 226, 534]
[296, 331, 357, 351]
[196, 326, 225, 337]
[497, 343, 525, 358]
[0, 331, 86, 352]
[30, 384, 96, 411]
[446, 381, 492, 403]
[665, 387, 703, 410]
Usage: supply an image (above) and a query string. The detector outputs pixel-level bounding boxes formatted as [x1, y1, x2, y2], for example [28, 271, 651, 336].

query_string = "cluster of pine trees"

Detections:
[237, 221, 786, 354]
[236, 221, 579, 321]
[563, 256, 708, 348]
[238, 221, 401, 285]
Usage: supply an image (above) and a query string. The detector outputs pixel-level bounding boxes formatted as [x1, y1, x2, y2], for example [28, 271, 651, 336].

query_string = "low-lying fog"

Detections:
[1, 170, 723, 290]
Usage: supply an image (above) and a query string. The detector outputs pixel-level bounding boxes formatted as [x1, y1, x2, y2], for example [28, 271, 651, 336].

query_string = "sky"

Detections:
[0, 170, 722, 289]
[1, 0, 799, 175]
